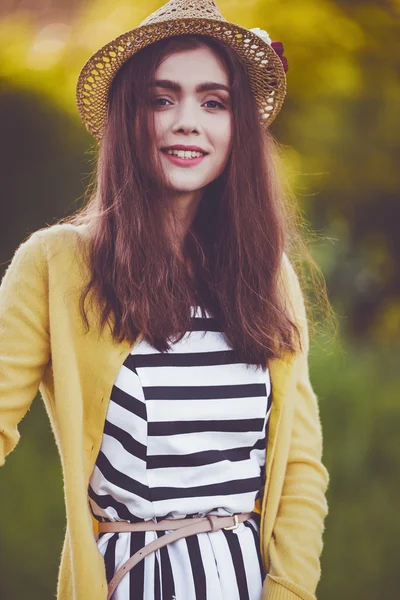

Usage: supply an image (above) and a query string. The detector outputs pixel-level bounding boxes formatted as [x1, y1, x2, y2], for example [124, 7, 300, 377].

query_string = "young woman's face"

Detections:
[151, 45, 233, 198]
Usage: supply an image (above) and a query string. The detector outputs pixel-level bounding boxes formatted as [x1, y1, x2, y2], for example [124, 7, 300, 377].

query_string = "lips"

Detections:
[161, 147, 208, 154]
[161, 150, 207, 168]
[161, 148, 207, 158]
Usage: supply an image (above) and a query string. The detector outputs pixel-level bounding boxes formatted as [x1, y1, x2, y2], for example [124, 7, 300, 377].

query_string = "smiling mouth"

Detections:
[161, 149, 208, 159]
[160, 149, 208, 166]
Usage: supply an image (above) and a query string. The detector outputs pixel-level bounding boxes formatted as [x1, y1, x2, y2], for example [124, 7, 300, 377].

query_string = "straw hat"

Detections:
[76, 0, 287, 141]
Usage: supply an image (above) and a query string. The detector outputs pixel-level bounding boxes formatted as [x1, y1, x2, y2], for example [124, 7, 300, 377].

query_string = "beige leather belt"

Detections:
[98, 512, 253, 600]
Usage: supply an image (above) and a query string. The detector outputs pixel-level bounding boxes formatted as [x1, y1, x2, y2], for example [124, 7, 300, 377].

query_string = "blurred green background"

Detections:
[0, 1, 399, 598]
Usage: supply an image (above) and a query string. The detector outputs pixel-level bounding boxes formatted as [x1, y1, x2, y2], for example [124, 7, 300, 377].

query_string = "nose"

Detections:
[172, 100, 200, 134]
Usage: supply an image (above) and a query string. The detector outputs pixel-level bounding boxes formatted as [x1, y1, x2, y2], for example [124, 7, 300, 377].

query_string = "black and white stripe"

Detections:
[89, 306, 271, 598]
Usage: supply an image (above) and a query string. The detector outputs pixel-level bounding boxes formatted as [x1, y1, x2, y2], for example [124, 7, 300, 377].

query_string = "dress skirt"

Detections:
[88, 306, 272, 599]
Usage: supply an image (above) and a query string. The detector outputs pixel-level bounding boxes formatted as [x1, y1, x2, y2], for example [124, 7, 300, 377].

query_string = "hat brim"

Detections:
[76, 17, 287, 141]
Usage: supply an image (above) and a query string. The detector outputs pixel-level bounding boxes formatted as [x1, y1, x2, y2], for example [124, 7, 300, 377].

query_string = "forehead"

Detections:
[154, 46, 229, 85]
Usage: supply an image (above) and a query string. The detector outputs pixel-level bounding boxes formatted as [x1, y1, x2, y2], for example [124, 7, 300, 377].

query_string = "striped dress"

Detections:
[88, 305, 272, 599]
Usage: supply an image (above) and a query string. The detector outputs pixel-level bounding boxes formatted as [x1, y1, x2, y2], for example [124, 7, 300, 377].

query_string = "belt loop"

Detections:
[206, 514, 218, 531]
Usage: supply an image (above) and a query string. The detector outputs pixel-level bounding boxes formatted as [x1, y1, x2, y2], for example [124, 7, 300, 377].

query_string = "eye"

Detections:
[204, 100, 225, 109]
[153, 97, 171, 107]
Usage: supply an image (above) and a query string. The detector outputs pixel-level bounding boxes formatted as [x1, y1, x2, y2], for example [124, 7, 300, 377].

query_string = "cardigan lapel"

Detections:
[81, 330, 139, 485]
[260, 350, 296, 543]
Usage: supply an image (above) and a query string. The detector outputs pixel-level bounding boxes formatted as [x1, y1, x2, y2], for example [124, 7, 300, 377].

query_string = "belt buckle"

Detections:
[224, 514, 239, 530]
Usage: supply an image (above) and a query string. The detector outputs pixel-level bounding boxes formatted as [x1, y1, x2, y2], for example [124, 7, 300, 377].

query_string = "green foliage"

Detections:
[0, 396, 64, 599]
[310, 337, 400, 599]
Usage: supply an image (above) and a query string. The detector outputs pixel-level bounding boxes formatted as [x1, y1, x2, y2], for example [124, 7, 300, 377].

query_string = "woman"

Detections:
[0, 1, 330, 599]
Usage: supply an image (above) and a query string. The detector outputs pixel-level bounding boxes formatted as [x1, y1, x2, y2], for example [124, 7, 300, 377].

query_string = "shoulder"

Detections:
[33, 222, 89, 255]
[15, 222, 87, 251]
[21, 222, 90, 267]
[6, 223, 90, 284]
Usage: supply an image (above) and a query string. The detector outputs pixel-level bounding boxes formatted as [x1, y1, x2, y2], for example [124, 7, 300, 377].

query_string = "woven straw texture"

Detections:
[76, 0, 287, 141]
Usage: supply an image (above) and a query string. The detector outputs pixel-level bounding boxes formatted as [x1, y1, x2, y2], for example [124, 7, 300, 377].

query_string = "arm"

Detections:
[265, 255, 330, 599]
[0, 231, 50, 467]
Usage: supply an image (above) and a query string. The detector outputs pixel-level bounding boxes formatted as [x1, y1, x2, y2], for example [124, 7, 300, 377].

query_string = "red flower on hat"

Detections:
[271, 41, 288, 73]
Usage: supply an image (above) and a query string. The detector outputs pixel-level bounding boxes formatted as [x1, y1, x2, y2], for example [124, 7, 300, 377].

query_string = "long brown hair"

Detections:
[62, 34, 329, 366]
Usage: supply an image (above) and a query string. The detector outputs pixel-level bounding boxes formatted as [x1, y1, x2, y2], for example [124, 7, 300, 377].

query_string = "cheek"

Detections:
[153, 111, 170, 139]
[213, 117, 232, 155]
[214, 134, 232, 163]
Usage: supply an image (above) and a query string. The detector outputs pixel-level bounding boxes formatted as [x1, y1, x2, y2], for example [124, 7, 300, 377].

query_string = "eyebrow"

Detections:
[150, 79, 231, 94]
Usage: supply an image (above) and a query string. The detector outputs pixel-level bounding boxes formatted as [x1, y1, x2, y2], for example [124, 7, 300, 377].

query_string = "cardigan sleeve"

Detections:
[264, 255, 330, 600]
[0, 231, 50, 467]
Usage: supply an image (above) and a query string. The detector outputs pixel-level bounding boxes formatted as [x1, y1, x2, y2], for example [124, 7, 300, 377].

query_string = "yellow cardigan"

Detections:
[0, 223, 329, 600]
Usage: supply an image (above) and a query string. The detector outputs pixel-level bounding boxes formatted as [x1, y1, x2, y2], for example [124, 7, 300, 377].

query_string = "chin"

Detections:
[168, 181, 208, 192]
